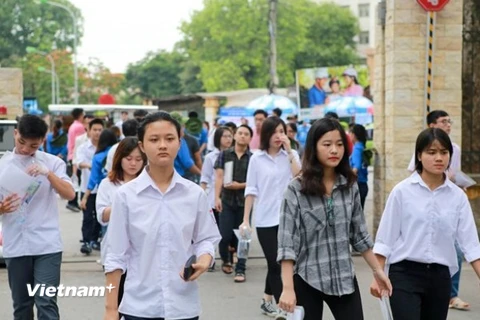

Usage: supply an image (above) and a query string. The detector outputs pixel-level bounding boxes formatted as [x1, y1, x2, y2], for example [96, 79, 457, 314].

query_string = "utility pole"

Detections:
[268, 0, 278, 94]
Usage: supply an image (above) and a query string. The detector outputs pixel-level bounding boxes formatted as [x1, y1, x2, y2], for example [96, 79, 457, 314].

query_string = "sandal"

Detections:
[449, 297, 470, 311]
[221, 262, 233, 274]
[234, 273, 246, 283]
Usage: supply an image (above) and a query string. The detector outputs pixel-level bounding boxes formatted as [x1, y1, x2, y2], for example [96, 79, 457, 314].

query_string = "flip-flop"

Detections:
[234, 273, 246, 283]
[449, 297, 470, 311]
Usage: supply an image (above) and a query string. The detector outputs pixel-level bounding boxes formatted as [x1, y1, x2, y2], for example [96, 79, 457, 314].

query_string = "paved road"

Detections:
[0, 181, 479, 319]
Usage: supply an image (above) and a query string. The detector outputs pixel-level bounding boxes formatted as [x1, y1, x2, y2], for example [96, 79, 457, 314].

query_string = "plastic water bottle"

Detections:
[237, 226, 252, 259]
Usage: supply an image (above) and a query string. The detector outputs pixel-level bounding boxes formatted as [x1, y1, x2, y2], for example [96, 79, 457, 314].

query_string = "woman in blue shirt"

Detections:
[45, 119, 68, 161]
[349, 124, 369, 209]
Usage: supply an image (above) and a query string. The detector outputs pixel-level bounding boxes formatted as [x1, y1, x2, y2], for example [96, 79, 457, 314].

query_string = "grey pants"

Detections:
[5, 252, 62, 320]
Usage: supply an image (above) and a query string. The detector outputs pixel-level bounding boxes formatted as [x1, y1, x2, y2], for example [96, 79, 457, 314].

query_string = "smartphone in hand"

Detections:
[183, 255, 197, 281]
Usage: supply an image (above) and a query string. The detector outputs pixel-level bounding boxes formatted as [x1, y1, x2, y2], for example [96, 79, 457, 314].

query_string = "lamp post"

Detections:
[38, 66, 60, 104]
[26, 46, 56, 104]
[38, 0, 78, 104]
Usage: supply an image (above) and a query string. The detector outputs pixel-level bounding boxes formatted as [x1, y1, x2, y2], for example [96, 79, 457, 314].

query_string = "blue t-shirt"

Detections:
[185, 128, 208, 147]
[350, 142, 368, 183]
[45, 131, 68, 161]
[87, 147, 111, 191]
[296, 124, 310, 147]
[174, 138, 194, 176]
[308, 86, 326, 107]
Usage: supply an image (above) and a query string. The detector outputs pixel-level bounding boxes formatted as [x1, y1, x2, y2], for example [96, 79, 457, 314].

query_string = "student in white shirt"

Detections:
[103, 111, 221, 320]
[371, 128, 480, 320]
[96, 137, 146, 310]
[240, 116, 301, 317]
[0, 115, 75, 320]
[200, 126, 233, 224]
[406, 110, 468, 309]
[74, 118, 104, 254]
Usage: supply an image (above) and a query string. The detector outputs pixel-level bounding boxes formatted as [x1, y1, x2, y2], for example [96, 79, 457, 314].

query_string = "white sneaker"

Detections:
[260, 299, 278, 317]
[275, 310, 288, 320]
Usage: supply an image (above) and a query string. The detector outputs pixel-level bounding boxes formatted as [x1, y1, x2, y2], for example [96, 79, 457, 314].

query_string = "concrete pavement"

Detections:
[0, 182, 479, 319]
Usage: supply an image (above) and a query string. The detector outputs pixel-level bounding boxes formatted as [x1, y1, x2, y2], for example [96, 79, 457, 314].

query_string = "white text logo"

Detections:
[27, 284, 115, 297]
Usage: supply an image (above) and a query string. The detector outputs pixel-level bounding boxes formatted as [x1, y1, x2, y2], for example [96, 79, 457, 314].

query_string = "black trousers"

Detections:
[81, 193, 101, 243]
[389, 260, 451, 320]
[219, 201, 246, 273]
[294, 274, 364, 320]
[357, 182, 368, 210]
[256, 225, 282, 302]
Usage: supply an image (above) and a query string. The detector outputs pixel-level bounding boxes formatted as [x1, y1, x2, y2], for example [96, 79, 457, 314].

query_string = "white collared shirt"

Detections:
[73, 132, 88, 165]
[200, 148, 220, 209]
[74, 139, 96, 193]
[1, 151, 72, 258]
[105, 142, 119, 172]
[104, 168, 221, 319]
[245, 149, 300, 227]
[407, 142, 461, 175]
[96, 177, 123, 265]
[374, 172, 480, 275]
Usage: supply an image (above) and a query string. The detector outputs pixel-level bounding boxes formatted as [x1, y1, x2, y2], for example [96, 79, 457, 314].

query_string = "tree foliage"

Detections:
[0, 0, 83, 65]
[177, 0, 359, 92]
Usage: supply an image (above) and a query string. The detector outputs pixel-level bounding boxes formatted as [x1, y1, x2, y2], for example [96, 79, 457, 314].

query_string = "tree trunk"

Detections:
[462, 0, 480, 230]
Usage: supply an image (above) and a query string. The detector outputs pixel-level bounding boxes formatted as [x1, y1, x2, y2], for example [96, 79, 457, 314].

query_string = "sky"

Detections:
[70, 0, 204, 73]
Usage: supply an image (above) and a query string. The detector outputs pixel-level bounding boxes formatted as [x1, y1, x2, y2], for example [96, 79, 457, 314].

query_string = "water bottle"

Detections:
[237, 226, 252, 259]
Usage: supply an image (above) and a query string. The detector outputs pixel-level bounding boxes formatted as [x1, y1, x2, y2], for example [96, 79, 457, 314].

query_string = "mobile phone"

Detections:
[183, 255, 197, 280]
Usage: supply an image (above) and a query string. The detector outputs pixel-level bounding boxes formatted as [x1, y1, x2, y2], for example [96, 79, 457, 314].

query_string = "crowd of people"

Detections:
[0, 106, 479, 320]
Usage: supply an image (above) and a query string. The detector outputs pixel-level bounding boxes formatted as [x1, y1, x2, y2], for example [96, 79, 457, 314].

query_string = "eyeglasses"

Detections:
[326, 197, 335, 226]
[437, 119, 453, 125]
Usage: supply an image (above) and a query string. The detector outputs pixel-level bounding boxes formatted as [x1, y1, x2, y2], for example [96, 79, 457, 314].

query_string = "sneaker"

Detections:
[80, 242, 92, 255]
[66, 204, 80, 212]
[90, 241, 101, 251]
[261, 299, 277, 317]
[275, 310, 288, 320]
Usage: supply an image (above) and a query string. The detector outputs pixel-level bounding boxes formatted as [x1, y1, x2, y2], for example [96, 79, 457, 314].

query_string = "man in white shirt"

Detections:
[74, 118, 104, 255]
[0, 115, 75, 320]
[207, 117, 220, 153]
[105, 119, 139, 172]
[115, 110, 129, 130]
[406, 110, 468, 310]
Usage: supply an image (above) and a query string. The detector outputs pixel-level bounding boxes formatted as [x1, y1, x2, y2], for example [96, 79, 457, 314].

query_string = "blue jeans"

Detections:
[5, 252, 62, 320]
[450, 243, 463, 298]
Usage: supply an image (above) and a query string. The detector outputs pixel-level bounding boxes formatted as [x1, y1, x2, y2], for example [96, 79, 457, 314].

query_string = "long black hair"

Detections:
[213, 126, 232, 150]
[96, 129, 118, 154]
[300, 118, 356, 196]
[351, 124, 367, 145]
[414, 128, 452, 173]
[259, 116, 286, 151]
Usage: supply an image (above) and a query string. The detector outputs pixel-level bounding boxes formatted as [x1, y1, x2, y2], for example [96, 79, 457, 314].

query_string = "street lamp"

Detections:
[38, 66, 60, 104]
[26, 46, 56, 104]
[37, 0, 78, 104]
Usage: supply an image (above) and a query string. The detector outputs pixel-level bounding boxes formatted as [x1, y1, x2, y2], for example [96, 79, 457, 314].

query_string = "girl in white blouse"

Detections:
[371, 128, 480, 320]
[241, 116, 301, 317]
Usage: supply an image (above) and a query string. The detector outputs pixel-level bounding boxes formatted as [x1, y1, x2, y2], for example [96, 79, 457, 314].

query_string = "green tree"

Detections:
[124, 50, 185, 99]
[80, 57, 125, 104]
[0, 0, 83, 64]
[178, 0, 359, 92]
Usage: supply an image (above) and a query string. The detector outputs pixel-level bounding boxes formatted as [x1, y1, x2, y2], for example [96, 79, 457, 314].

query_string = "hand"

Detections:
[103, 308, 119, 320]
[372, 269, 392, 297]
[180, 254, 212, 282]
[281, 135, 292, 153]
[239, 221, 251, 236]
[0, 193, 21, 214]
[215, 198, 223, 212]
[369, 278, 381, 298]
[224, 181, 240, 190]
[80, 196, 88, 210]
[27, 163, 49, 177]
[278, 287, 297, 313]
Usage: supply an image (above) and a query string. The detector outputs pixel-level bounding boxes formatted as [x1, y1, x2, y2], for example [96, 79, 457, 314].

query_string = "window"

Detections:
[359, 31, 369, 45]
[359, 3, 370, 17]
